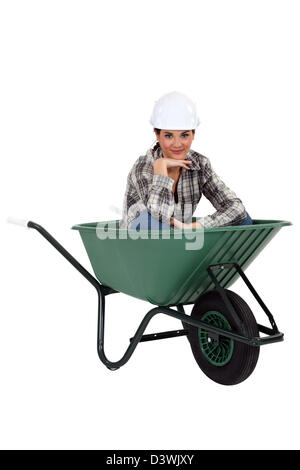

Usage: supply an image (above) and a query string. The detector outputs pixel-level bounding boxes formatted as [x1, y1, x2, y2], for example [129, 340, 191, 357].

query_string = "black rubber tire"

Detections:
[188, 289, 260, 385]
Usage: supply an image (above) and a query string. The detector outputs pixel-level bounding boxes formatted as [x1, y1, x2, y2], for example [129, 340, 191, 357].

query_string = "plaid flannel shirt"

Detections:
[119, 142, 247, 229]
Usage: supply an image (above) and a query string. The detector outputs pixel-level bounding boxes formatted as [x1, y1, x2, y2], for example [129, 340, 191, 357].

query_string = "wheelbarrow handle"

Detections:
[7, 217, 30, 228]
[7, 217, 116, 296]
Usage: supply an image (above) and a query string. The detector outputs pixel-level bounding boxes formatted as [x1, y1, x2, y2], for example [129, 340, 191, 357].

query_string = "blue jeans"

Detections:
[130, 210, 253, 230]
[238, 212, 253, 226]
[130, 211, 171, 231]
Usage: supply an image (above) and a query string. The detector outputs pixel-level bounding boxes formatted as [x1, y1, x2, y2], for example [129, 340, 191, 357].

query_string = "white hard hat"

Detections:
[150, 91, 200, 130]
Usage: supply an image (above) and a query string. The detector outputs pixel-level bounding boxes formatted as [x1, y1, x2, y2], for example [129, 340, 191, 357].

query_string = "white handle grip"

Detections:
[7, 217, 30, 228]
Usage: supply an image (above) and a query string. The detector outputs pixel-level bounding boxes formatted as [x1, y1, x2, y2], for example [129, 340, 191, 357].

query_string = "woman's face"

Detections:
[155, 129, 195, 160]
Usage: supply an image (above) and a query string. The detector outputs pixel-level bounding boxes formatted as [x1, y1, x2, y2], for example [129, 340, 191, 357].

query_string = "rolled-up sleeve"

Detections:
[130, 159, 175, 224]
[197, 158, 247, 228]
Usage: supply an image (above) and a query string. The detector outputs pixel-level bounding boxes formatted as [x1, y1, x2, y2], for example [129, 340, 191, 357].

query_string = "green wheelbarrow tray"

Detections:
[71, 219, 291, 307]
[8, 217, 292, 385]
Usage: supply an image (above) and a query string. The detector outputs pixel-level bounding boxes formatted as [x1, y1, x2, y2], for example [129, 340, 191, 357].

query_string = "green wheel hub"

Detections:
[198, 311, 234, 366]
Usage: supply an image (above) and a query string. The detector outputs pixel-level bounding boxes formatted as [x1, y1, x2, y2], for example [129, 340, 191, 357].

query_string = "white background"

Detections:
[1, 0, 299, 450]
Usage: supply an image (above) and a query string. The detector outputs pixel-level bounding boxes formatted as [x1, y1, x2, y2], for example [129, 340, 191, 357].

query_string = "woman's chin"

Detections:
[168, 153, 187, 160]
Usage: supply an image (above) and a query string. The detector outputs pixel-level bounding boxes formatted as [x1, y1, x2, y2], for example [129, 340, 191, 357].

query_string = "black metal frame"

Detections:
[27, 221, 284, 371]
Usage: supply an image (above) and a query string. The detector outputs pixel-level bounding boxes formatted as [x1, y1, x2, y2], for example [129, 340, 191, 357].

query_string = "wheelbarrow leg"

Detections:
[177, 304, 190, 331]
[97, 289, 184, 370]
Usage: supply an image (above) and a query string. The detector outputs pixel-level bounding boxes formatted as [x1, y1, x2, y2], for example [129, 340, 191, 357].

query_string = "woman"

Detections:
[119, 91, 252, 231]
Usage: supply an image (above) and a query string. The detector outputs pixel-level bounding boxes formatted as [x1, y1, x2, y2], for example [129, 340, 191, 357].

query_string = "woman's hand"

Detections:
[153, 158, 192, 176]
[170, 217, 202, 229]
[163, 158, 192, 171]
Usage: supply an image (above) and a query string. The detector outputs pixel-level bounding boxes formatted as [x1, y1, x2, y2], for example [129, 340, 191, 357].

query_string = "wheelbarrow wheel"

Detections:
[188, 289, 260, 385]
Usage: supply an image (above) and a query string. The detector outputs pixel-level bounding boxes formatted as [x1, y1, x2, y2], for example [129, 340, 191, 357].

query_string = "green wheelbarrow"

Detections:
[8, 217, 292, 385]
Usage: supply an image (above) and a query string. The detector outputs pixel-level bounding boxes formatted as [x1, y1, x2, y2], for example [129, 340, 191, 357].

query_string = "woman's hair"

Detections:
[154, 128, 195, 135]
